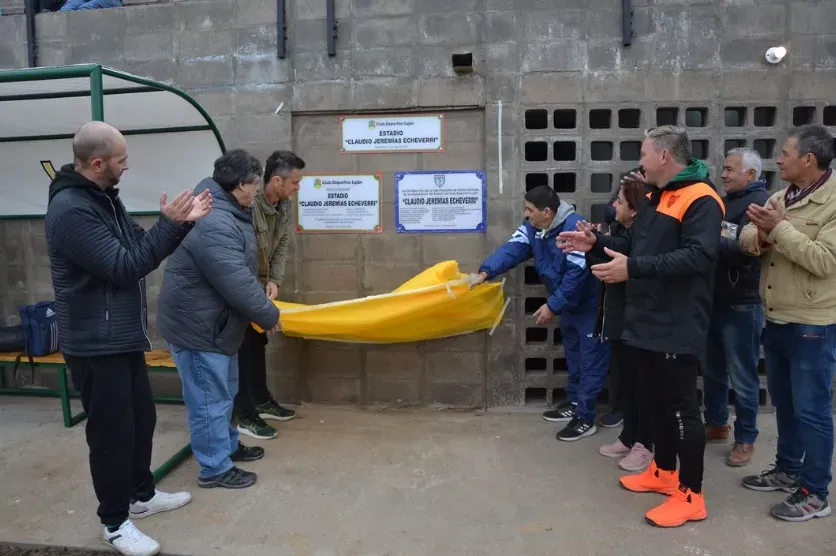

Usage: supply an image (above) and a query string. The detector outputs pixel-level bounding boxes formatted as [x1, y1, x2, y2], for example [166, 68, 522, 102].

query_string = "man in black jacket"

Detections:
[45, 121, 212, 556]
[558, 126, 725, 528]
[703, 148, 768, 467]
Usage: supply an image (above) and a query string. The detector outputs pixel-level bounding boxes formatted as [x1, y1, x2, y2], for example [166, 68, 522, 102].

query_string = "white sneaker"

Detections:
[102, 519, 160, 556]
[129, 489, 192, 519]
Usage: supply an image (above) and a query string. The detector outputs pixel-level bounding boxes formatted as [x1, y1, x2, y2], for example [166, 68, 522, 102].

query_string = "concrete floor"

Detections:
[0, 398, 834, 556]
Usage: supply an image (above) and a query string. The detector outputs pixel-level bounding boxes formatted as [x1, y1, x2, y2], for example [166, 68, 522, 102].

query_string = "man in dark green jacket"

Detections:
[235, 150, 305, 440]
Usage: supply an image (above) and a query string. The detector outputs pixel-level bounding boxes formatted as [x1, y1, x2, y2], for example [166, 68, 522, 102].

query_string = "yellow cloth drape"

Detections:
[252, 261, 508, 343]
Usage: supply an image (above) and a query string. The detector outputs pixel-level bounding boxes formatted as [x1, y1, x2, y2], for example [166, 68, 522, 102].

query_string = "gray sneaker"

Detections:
[742, 466, 800, 492]
[770, 488, 832, 522]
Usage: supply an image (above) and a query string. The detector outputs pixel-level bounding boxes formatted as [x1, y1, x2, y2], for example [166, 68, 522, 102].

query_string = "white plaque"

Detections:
[296, 173, 382, 233]
[340, 114, 444, 153]
[394, 170, 487, 233]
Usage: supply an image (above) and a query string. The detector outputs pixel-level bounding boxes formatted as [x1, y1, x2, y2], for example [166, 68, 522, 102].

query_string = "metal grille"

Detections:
[515, 102, 834, 411]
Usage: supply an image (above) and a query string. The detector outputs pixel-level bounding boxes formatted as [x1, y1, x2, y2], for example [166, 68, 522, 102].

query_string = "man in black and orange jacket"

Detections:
[558, 125, 725, 528]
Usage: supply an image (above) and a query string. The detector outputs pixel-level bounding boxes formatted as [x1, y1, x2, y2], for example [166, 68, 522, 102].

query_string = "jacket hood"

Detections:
[537, 200, 576, 238]
[194, 177, 252, 222]
[668, 159, 709, 186]
[48, 163, 111, 204]
[726, 179, 767, 199]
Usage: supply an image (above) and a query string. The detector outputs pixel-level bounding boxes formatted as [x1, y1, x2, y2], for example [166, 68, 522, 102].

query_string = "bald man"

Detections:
[44, 121, 212, 556]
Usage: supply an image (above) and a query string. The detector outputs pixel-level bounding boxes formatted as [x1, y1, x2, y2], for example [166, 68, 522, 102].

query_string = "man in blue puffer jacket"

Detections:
[474, 185, 611, 441]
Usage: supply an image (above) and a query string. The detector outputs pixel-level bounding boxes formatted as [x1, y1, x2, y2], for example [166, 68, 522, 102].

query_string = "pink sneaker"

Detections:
[599, 439, 631, 458]
[618, 442, 653, 472]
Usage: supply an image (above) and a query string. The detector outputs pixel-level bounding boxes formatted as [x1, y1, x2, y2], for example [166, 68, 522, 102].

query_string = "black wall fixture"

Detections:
[326, 0, 338, 56]
[622, 0, 634, 47]
[277, 0, 287, 59]
[25, 0, 38, 67]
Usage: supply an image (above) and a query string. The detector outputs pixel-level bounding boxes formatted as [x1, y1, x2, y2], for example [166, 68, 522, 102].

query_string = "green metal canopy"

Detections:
[0, 63, 226, 218]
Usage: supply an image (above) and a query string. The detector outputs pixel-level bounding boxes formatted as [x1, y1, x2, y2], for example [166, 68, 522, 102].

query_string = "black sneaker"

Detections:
[598, 411, 624, 428]
[742, 466, 800, 492]
[198, 466, 257, 489]
[542, 401, 576, 423]
[556, 417, 598, 442]
[236, 416, 278, 440]
[231, 441, 265, 462]
[770, 487, 832, 522]
[257, 398, 297, 421]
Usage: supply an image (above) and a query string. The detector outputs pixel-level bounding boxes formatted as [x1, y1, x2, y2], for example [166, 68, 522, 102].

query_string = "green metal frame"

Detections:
[0, 360, 192, 482]
[0, 63, 227, 478]
[0, 63, 227, 220]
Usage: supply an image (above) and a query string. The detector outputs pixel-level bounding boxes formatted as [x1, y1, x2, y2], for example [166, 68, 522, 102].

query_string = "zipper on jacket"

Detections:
[600, 288, 608, 340]
[139, 278, 152, 350]
[108, 197, 151, 349]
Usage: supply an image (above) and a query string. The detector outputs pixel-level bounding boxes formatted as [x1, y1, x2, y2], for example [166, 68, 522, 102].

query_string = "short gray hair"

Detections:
[726, 147, 762, 179]
[788, 124, 835, 170]
[644, 125, 691, 165]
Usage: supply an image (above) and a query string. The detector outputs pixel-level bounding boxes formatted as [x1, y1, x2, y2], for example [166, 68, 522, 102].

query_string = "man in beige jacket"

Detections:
[738, 124, 836, 522]
[234, 150, 305, 441]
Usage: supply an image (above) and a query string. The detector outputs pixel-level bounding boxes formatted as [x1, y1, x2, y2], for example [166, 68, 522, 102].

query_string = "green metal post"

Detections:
[90, 65, 104, 121]
[152, 443, 192, 483]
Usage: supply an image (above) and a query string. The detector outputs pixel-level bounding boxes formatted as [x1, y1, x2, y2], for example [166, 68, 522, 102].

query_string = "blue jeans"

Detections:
[561, 310, 612, 422]
[703, 303, 764, 443]
[169, 344, 240, 480]
[764, 322, 836, 498]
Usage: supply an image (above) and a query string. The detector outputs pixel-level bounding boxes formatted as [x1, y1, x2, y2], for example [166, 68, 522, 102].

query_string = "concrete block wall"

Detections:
[0, 0, 835, 410]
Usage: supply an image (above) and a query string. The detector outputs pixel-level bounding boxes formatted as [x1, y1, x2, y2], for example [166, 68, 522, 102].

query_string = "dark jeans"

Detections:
[614, 341, 654, 449]
[703, 303, 764, 444]
[234, 325, 271, 420]
[561, 310, 612, 422]
[764, 321, 836, 499]
[633, 347, 705, 493]
[64, 352, 156, 527]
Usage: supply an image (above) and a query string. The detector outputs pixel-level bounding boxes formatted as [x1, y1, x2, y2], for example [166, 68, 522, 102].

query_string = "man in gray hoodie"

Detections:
[158, 149, 280, 490]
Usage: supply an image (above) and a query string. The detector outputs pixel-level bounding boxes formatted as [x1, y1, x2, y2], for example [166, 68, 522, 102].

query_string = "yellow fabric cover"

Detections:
[252, 261, 507, 343]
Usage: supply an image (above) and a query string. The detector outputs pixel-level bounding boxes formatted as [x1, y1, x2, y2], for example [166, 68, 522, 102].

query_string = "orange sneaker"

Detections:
[619, 460, 679, 495]
[645, 484, 707, 528]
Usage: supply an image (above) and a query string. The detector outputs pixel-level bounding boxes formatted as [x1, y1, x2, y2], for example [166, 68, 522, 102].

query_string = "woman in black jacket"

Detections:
[587, 176, 655, 472]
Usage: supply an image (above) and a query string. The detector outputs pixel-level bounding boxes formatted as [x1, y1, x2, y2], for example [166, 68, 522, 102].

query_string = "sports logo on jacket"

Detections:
[667, 193, 680, 208]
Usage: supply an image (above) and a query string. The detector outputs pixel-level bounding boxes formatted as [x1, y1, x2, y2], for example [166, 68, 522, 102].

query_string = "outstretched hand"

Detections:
[556, 221, 597, 253]
[160, 189, 212, 223]
[591, 247, 629, 284]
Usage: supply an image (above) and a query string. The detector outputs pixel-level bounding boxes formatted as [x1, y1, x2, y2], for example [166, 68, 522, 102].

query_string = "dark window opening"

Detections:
[685, 107, 708, 127]
[793, 106, 816, 126]
[656, 107, 678, 126]
[754, 106, 777, 127]
[553, 173, 577, 193]
[554, 109, 576, 129]
[553, 141, 576, 161]
[590, 173, 613, 193]
[525, 109, 548, 129]
[525, 141, 548, 162]
[620, 141, 641, 161]
[589, 109, 612, 129]
[724, 107, 746, 127]
[619, 108, 641, 128]
[753, 139, 776, 159]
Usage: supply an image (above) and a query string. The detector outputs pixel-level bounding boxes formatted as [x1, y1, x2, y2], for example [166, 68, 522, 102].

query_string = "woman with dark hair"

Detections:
[588, 175, 655, 472]
[158, 149, 282, 490]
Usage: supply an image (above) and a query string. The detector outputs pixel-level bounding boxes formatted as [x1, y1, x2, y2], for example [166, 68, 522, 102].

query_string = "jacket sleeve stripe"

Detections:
[509, 224, 529, 245]
[566, 251, 587, 268]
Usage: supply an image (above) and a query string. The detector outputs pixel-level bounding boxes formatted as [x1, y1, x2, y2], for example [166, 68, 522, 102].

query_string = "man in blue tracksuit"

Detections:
[474, 185, 611, 441]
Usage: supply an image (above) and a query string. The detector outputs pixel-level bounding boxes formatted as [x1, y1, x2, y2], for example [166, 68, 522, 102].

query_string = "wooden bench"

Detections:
[0, 349, 191, 482]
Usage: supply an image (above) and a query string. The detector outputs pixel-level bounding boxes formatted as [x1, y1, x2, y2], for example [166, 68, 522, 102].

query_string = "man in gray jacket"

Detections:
[158, 149, 281, 490]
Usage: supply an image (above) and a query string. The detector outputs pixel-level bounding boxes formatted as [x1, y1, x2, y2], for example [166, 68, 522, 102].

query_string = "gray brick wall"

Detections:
[1, 0, 835, 409]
